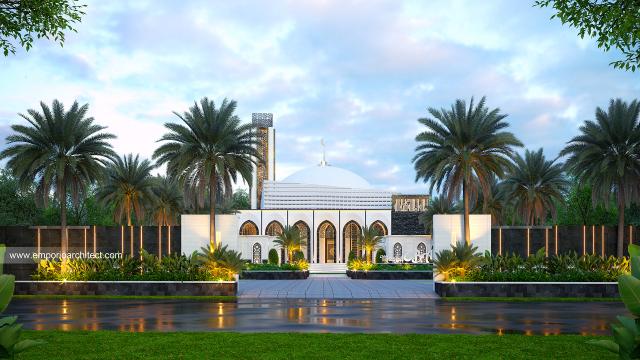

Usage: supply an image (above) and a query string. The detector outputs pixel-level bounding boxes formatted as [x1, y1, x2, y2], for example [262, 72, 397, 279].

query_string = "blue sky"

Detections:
[1, 0, 638, 193]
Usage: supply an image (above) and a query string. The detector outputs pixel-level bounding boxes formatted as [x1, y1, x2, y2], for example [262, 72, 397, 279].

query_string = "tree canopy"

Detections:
[535, 0, 640, 71]
[0, 0, 85, 56]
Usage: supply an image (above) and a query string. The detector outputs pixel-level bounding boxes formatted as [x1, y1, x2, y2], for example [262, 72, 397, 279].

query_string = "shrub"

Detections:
[375, 249, 386, 263]
[348, 251, 356, 262]
[292, 250, 305, 262]
[268, 249, 279, 265]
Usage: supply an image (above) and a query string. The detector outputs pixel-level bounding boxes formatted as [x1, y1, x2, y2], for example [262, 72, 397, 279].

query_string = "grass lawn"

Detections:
[13, 295, 237, 302]
[19, 331, 615, 359]
[440, 297, 621, 302]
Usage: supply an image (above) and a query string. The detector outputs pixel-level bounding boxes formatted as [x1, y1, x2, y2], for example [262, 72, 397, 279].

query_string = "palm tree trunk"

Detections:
[463, 178, 470, 245]
[618, 198, 625, 258]
[209, 172, 217, 250]
[59, 181, 68, 270]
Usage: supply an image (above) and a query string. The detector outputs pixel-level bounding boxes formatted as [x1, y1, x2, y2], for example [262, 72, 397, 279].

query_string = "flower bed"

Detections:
[32, 246, 244, 282]
[347, 270, 432, 280]
[348, 258, 433, 271]
[241, 261, 309, 279]
[434, 243, 629, 283]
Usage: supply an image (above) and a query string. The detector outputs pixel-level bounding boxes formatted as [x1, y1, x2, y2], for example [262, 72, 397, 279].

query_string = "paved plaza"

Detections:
[238, 278, 437, 299]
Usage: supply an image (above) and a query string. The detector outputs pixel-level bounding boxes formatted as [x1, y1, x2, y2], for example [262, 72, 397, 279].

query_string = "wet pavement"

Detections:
[7, 298, 625, 335]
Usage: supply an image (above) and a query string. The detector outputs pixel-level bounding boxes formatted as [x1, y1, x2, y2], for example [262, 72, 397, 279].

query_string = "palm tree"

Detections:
[361, 224, 384, 263]
[96, 154, 155, 226]
[273, 225, 306, 263]
[502, 148, 569, 225]
[151, 176, 183, 226]
[561, 98, 640, 257]
[153, 98, 258, 250]
[419, 196, 460, 234]
[413, 96, 522, 244]
[474, 175, 508, 225]
[0, 100, 115, 258]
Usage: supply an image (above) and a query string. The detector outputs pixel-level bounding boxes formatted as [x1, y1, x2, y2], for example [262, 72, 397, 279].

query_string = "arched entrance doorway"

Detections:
[317, 221, 336, 263]
[294, 221, 310, 260]
[343, 221, 362, 262]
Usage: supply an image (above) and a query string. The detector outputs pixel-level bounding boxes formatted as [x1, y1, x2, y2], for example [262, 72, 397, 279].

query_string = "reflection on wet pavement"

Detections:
[7, 298, 624, 335]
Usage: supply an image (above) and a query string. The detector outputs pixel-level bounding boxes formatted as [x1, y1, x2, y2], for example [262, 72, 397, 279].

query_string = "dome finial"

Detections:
[320, 138, 328, 166]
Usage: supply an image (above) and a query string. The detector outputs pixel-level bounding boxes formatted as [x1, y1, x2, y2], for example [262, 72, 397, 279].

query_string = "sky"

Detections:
[1, 0, 639, 194]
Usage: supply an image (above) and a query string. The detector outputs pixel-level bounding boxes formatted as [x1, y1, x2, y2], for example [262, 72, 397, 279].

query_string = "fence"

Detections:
[0, 226, 182, 280]
[491, 225, 638, 258]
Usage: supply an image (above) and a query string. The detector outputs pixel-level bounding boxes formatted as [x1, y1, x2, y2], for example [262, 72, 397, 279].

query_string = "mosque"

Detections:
[181, 113, 432, 269]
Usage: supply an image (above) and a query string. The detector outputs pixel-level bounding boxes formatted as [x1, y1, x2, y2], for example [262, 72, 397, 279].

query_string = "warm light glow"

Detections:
[592, 225, 595, 255]
[545, 228, 549, 257]
[601, 225, 605, 257]
[83, 228, 87, 255]
[139, 226, 143, 260]
[554, 225, 558, 255]
[168, 225, 172, 255]
[93, 226, 97, 254]
[121, 225, 124, 255]
[526, 227, 530, 257]
[498, 227, 502, 256]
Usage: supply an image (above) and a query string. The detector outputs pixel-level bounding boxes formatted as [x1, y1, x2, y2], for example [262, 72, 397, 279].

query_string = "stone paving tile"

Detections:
[238, 279, 435, 299]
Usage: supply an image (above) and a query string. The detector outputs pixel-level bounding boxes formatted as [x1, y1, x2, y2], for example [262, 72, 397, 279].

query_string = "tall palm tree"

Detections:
[0, 100, 115, 257]
[361, 224, 384, 263]
[561, 98, 640, 257]
[419, 196, 460, 234]
[413, 96, 522, 244]
[96, 154, 155, 226]
[273, 225, 306, 263]
[502, 148, 569, 225]
[151, 176, 183, 226]
[473, 175, 508, 225]
[153, 98, 258, 250]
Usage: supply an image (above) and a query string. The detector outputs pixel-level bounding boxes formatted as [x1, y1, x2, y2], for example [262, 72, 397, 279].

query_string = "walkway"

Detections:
[238, 278, 437, 299]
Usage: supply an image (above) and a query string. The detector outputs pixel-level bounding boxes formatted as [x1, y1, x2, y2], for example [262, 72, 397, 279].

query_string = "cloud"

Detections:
[0, 0, 638, 194]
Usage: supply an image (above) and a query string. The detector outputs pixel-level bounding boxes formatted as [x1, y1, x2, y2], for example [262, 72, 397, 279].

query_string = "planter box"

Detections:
[14, 281, 237, 296]
[241, 271, 309, 280]
[347, 270, 433, 280]
[434, 281, 619, 298]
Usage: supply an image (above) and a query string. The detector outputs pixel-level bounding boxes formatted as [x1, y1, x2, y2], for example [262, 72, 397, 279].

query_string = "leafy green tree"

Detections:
[0, 169, 39, 225]
[231, 189, 250, 210]
[150, 176, 183, 226]
[154, 98, 259, 249]
[561, 98, 640, 256]
[0, 100, 115, 257]
[0, 0, 85, 56]
[502, 148, 569, 225]
[535, 0, 640, 71]
[96, 154, 155, 226]
[555, 182, 618, 225]
[413, 96, 522, 244]
[419, 196, 460, 234]
[273, 225, 305, 263]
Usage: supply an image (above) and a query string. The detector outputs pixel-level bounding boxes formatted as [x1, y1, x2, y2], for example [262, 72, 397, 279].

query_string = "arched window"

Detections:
[371, 221, 388, 236]
[252, 243, 262, 263]
[318, 221, 336, 263]
[265, 221, 284, 236]
[343, 221, 362, 259]
[294, 221, 310, 259]
[239, 221, 259, 235]
[417, 242, 426, 255]
[393, 243, 402, 258]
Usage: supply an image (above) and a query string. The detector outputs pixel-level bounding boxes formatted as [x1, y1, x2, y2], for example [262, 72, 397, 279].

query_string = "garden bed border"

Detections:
[240, 270, 309, 280]
[14, 280, 237, 296]
[347, 270, 433, 280]
[434, 281, 619, 298]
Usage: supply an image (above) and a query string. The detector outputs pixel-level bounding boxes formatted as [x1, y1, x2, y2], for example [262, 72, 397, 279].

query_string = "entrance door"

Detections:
[326, 238, 335, 263]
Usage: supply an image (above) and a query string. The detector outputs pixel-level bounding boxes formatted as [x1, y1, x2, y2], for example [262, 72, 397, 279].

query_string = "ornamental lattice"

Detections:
[252, 113, 273, 128]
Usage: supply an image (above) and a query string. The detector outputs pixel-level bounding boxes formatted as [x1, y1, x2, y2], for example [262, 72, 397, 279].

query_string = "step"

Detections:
[309, 263, 348, 274]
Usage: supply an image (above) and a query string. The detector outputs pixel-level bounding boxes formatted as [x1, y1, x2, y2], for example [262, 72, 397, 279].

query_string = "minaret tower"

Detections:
[250, 113, 275, 209]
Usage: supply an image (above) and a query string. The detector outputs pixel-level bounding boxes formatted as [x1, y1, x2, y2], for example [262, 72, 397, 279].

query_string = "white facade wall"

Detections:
[432, 214, 492, 255]
[382, 235, 432, 261]
[181, 210, 395, 263]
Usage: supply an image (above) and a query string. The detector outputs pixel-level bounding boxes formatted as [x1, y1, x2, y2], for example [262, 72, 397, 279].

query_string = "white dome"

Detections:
[282, 164, 371, 189]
